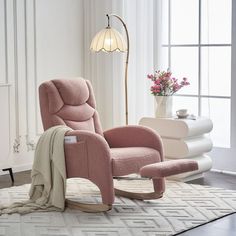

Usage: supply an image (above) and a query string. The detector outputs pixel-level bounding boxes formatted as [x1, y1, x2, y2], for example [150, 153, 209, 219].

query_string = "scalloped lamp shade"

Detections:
[90, 27, 127, 52]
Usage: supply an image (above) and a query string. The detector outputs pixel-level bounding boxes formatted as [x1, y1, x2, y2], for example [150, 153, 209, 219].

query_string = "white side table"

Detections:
[139, 117, 213, 182]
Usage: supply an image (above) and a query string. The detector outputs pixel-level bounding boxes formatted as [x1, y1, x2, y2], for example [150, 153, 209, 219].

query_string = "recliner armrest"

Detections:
[66, 130, 111, 160]
[64, 130, 114, 205]
[64, 130, 112, 178]
[103, 125, 164, 161]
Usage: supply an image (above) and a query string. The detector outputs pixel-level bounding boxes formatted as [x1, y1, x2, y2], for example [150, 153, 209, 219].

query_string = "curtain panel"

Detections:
[83, 0, 163, 129]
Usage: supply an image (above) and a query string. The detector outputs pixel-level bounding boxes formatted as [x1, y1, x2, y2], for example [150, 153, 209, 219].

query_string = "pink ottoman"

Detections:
[140, 159, 198, 178]
[139, 160, 198, 195]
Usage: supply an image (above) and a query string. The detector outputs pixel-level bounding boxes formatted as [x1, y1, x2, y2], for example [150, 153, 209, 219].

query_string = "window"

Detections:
[161, 0, 232, 148]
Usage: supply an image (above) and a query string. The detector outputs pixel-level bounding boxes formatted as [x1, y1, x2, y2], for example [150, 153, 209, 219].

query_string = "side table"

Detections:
[139, 117, 213, 182]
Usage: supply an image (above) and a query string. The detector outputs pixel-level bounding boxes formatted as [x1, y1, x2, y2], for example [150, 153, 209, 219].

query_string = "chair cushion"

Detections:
[52, 78, 89, 106]
[111, 147, 161, 176]
[39, 78, 104, 135]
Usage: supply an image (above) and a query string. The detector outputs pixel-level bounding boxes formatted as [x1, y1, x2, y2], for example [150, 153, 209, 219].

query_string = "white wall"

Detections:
[0, 0, 84, 173]
[231, 0, 236, 148]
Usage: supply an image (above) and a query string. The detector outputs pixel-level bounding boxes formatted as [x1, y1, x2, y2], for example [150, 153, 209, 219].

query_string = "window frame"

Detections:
[162, 0, 233, 148]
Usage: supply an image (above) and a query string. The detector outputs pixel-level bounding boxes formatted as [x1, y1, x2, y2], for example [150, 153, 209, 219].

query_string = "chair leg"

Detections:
[2, 168, 14, 183]
[152, 178, 165, 194]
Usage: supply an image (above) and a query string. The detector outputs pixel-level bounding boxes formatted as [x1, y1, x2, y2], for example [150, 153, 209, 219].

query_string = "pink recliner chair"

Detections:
[39, 77, 198, 212]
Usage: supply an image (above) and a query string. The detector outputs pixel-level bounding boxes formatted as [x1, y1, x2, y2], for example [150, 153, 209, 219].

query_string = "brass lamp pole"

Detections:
[90, 14, 130, 125]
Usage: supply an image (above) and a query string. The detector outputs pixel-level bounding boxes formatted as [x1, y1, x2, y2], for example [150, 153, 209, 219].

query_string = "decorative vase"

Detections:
[155, 96, 173, 118]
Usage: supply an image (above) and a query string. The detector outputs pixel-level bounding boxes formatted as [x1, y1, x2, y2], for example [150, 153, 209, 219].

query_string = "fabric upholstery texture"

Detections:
[64, 129, 114, 204]
[140, 159, 199, 178]
[111, 147, 161, 176]
[39, 77, 166, 206]
[39, 78, 103, 135]
[104, 125, 164, 161]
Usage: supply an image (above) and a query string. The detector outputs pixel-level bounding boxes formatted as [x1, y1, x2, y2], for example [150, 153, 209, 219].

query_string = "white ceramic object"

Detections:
[176, 109, 188, 118]
[155, 96, 173, 118]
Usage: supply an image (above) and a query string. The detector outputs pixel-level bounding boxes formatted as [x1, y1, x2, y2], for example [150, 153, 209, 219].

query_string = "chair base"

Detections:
[65, 199, 112, 213]
[114, 188, 163, 200]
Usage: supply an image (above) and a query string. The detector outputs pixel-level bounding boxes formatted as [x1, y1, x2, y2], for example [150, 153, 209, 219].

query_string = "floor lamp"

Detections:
[90, 14, 130, 125]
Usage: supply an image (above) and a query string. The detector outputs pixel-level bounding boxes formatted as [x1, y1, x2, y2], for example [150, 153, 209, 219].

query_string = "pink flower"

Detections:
[147, 69, 189, 96]
[180, 79, 190, 86]
[147, 74, 154, 79]
[154, 79, 161, 85]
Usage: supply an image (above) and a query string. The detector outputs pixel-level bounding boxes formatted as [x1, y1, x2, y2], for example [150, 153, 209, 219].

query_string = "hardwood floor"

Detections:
[0, 170, 31, 189]
[0, 170, 236, 235]
[178, 171, 236, 236]
[189, 171, 236, 190]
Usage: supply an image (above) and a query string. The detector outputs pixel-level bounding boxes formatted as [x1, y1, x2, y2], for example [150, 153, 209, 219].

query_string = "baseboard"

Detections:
[0, 163, 32, 176]
[167, 173, 204, 182]
[211, 168, 236, 176]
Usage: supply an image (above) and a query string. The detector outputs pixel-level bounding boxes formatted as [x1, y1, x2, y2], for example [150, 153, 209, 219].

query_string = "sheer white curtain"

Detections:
[83, 0, 162, 129]
[83, 0, 116, 130]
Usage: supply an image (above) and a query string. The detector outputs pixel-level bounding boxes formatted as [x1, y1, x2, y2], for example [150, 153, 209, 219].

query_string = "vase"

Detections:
[155, 96, 173, 118]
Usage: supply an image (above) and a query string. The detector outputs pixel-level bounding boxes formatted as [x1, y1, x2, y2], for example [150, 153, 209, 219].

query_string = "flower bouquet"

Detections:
[147, 70, 190, 96]
[147, 70, 190, 118]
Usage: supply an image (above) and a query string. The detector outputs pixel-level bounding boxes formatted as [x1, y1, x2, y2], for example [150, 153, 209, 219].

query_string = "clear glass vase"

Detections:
[155, 96, 173, 118]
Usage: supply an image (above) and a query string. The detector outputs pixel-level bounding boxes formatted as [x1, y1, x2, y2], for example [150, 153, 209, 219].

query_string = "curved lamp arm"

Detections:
[107, 14, 130, 125]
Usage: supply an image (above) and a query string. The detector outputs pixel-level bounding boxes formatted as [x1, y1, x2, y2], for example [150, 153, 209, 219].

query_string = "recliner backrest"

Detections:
[39, 77, 103, 135]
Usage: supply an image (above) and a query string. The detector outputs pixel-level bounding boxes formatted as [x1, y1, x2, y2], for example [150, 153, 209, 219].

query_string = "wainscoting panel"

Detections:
[0, 85, 11, 169]
[15, 0, 27, 140]
[0, 0, 84, 174]
[25, 0, 37, 147]
[0, 0, 7, 84]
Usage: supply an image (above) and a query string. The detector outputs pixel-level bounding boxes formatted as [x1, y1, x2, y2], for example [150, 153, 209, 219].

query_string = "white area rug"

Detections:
[0, 178, 236, 236]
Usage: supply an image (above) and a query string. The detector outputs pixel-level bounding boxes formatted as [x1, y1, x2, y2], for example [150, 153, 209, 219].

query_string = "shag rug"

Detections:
[0, 178, 236, 236]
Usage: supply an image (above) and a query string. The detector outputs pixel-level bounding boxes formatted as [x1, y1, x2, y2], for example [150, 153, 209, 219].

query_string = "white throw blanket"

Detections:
[0, 125, 72, 215]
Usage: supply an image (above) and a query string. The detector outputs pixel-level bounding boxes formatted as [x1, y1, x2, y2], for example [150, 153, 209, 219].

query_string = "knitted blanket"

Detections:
[0, 125, 72, 215]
